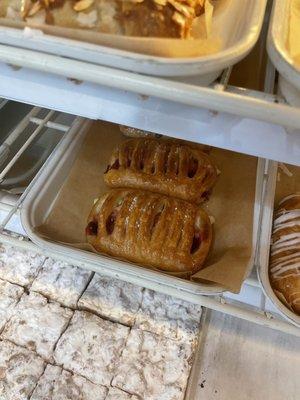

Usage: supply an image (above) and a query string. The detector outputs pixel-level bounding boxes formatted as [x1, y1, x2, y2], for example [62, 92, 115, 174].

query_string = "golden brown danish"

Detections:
[269, 193, 300, 315]
[86, 189, 212, 274]
[104, 138, 217, 204]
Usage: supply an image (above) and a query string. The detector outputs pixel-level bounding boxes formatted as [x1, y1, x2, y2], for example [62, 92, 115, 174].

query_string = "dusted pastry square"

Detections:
[135, 289, 202, 344]
[0, 340, 45, 400]
[112, 329, 193, 400]
[31, 364, 107, 400]
[0, 279, 24, 332]
[106, 387, 140, 400]
[0, 244, 45, 287]
[1, 292, 73, 361]
[78, 274, 143, 325]
[31, 258, 92, 308]
[54, 310, 129, 386]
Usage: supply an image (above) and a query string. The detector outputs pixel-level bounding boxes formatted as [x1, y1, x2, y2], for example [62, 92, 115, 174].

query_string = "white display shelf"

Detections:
[0, 100, 298, 337]
[0, 45, 299, 166]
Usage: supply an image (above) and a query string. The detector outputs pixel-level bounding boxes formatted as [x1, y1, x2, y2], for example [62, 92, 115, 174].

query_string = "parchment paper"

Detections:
[38, 121, 257, 293]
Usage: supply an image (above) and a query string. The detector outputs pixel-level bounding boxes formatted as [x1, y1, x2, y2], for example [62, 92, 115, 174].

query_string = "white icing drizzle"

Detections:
[278, 193, 300, 206]
[270, 260, 300, 276]
[271, 264, 300, 278]
[273, 219, 300, 233]
[271, 237, 300, 252]
[273, 232, 300, 245]
[271, 242, 300, 256]
[270, 194, 300, 311]
[274, 210, 300, 226]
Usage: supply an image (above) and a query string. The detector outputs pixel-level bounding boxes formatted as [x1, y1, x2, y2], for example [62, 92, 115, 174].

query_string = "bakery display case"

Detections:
[0, 1, 299, 399]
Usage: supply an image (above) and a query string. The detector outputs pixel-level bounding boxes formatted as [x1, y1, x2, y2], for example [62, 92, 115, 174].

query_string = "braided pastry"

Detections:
[86, 189, 212, 274]
[104, 138, 217, 204]
[269, 193, 300, 315]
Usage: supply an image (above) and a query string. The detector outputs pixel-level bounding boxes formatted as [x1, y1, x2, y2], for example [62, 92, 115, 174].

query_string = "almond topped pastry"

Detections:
[269, 193, 300, 315]
[104, 138, 217, 204]
[86, 189, 212, 274]
[1, 0, 206, 38]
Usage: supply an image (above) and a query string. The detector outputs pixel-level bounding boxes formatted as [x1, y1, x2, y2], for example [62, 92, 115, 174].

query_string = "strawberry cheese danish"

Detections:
[86, 189, 212, 274]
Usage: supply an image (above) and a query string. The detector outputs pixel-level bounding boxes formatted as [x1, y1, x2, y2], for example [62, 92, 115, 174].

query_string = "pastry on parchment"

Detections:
[1, 0, 205, 39]
[86, 189, 212, 274]
[269, 193, 300, 315]
[104, 138, 217, 204]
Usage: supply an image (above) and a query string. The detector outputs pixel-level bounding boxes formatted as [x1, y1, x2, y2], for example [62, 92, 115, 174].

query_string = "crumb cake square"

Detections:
[1, 292, 73, 361]
[0, 244, 45, 286]
[106, 387, 140, 400]
[0, 279, 23, 331]
[78, 274, 143, 325]
[112, 329, 193, 400]
[135, 289, 202, 344]
[31, 258, 92, 308]
[54, 310, 129, 386]
[0, 340, 44, 400]
[31, 364, 107, 400]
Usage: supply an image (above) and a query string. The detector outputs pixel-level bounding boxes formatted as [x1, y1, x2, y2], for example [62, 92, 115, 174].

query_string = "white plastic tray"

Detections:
[279, 76, 300, 107]
[0, 0, 267, 79]
[267, 0, 300, 105]
[257, 161, 300, 328]
[20, 119, 263, 297]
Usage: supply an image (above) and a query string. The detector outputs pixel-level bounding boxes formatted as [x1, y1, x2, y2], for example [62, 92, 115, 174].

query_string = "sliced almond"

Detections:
[28, 2, 42, 17]
[73, 0, 94, 12]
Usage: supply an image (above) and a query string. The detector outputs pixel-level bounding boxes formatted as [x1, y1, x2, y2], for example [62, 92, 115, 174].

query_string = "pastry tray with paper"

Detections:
[21, 120, 262, 296]
[0, 0, 267, 78]
[258, 161, 300, 327]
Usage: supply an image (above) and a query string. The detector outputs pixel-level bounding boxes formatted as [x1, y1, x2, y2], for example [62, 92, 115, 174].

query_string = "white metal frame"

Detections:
[0, 102, 298, 337]
[0, 44, 299, 130]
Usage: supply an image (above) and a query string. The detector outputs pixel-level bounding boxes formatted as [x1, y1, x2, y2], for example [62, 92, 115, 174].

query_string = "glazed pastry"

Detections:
[86, 189, 212, 274]
[1, 0, 205, 39]
[104, 138, 217, 204]
[269, 193, 300, 315]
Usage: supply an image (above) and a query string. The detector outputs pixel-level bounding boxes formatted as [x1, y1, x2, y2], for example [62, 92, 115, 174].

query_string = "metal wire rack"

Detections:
[0, 100, 298, 337]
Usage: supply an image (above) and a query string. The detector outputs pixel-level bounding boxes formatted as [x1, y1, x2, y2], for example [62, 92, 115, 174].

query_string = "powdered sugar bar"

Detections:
[78, 274, 143, 326]
[0, 243, 45, 287]
[31, 364, 107, 400]
[135, 289, 202, 344]
[112, 329, 193, 400]
[31, 258, 92, 308]
[0, 279, 24, 332]
[54, 310, 129, 386]
[1, 292, 73, 361]
[0, 340, 45, 400]
[106, 387, 140, 400]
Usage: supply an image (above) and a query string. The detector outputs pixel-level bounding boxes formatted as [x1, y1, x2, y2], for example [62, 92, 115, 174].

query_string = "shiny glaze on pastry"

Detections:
[270, 193, 300, 315]
[86, 189, 212, 274]
[104, 138, 217, 204]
